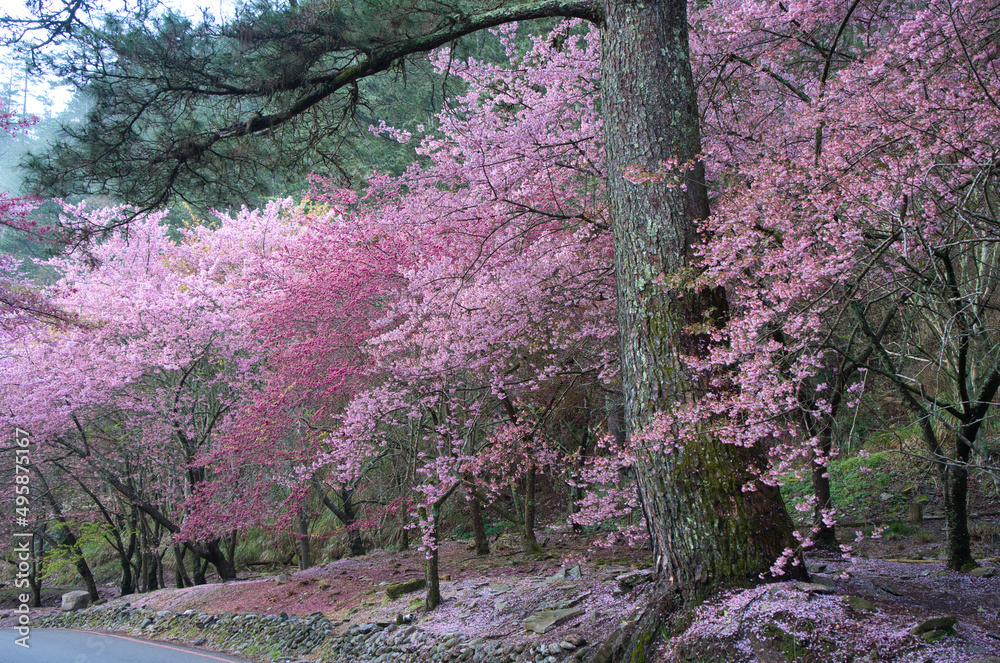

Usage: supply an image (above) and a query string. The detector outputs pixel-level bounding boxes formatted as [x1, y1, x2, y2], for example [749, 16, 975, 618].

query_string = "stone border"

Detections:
[39, 605, 595, 663]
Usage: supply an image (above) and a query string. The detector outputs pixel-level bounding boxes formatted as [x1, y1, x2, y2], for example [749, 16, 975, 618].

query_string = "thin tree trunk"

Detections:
[227, 529, 238, 573]
[156, 549, 166, 591]
[568, 415, 591, 534]
[798, 393, 838, 550]
[420, 505, 441, 611]
[29, 532, 43, 608]
[138, 522, 148, 593]
[944, 429, 974, 570]
[144, 552, 158, 592]
[117, 512, 137, 595]
[341, 490, 366, 557]
[297, 511, 313, 570]
[33, 470, 101, 601]
[191, 546, 207, 586]
[521, 464, 541, 554]
[174, 545, 193, 588]
[811, 425, 839, 550]
[466, 487, 490, 556]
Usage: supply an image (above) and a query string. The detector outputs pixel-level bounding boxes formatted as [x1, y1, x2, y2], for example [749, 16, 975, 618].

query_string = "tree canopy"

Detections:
[12, 0, 600, 211]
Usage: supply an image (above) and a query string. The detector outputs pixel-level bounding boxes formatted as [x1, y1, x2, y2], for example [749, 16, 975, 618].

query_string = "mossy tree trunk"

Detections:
[601, 0, 805, 619]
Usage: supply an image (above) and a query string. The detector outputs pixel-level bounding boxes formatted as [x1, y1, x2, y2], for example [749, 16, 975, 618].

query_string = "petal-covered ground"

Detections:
[4, 528, 999, 662]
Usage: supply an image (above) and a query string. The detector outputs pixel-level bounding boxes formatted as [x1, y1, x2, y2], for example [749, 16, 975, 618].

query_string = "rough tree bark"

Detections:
[600, 0, 806, 643]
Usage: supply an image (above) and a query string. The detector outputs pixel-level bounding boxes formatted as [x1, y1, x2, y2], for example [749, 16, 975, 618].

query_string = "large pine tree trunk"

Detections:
[601, 0, 805, 613]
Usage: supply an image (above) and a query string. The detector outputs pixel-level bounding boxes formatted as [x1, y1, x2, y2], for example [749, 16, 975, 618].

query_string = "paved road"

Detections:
[0, 628, 255, 662]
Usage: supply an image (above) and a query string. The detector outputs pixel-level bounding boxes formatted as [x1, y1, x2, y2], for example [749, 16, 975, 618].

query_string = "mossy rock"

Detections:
[910, 614, 957, 636]
[386, 577, 426, 600]
[844, 596, 876, 613]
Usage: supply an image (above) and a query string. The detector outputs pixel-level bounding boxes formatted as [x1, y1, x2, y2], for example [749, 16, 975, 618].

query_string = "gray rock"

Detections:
[60, 591, 91, 612]
[795, 582, 835, 595]
[545, 568, 568, 583]
[615, 570, 652, 591]
[523, 608, 585, 634]
[970, 566, 998, 578]
[874, 581, 903, 596]
[855, 578, 877, 596]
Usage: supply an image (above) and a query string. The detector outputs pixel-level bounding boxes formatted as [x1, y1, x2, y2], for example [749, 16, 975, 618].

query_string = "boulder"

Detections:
[970, 566, 997, 578]
[60, 591, 91, 612]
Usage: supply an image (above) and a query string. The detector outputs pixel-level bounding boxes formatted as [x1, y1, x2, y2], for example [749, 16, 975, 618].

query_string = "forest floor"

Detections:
[3, 518, 1000, 662]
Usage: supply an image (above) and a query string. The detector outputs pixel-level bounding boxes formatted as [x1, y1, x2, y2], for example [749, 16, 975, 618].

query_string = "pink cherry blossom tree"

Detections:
[695, 0, 1000, 570]
[0, 200, 301, 582]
